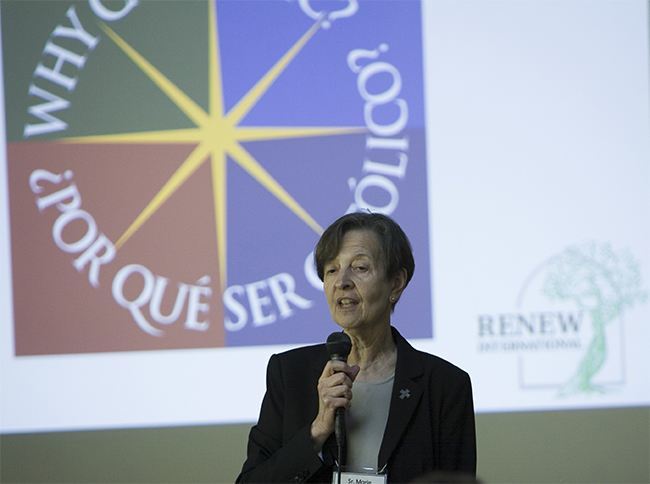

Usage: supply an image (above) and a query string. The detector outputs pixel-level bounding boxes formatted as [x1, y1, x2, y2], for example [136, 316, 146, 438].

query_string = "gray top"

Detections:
[346, 375, 395, 472]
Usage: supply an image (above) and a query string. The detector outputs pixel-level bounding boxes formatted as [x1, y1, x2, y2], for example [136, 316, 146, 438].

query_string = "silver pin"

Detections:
[399, 389, 411, 400]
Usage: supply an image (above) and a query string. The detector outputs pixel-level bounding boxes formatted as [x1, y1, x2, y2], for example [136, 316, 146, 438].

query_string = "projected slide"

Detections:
[1, 0, 648, 433]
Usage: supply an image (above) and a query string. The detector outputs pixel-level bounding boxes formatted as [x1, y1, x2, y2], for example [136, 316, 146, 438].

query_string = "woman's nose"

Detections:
[334, 268, 353, 289]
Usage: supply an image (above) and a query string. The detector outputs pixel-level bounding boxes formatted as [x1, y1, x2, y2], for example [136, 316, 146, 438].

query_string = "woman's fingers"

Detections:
[321, 360, 359, 382]
[311, 360, 357, 447]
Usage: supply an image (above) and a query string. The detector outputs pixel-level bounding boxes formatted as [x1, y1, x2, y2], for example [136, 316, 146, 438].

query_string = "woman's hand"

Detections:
[310, 360, 360, 451]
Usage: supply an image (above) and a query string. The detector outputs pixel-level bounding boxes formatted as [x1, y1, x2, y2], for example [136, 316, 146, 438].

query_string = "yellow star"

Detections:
[63, 2, 364, 286]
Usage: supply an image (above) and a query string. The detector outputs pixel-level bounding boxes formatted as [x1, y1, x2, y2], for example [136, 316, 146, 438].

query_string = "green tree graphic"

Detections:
[543, 243, 647, 395]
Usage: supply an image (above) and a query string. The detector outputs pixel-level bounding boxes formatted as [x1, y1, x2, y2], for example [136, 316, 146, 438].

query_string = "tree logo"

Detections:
[543, 243, 647, 395]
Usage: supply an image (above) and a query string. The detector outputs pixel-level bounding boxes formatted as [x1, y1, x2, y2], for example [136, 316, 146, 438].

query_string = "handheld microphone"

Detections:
[326, 331, 352, 471]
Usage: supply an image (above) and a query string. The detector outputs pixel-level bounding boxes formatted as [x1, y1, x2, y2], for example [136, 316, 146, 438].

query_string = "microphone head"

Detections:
[326, 331, 352, 362]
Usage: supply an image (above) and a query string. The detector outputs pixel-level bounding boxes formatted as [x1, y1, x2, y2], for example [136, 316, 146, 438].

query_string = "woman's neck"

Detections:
[346, 324, 396, 382]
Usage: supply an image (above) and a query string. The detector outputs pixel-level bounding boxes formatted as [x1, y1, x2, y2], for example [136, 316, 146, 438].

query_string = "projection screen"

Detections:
[1, 0, 648, 433]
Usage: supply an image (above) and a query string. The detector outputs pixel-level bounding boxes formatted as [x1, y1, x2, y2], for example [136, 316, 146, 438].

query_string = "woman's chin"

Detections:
[333, 316, 361, 331]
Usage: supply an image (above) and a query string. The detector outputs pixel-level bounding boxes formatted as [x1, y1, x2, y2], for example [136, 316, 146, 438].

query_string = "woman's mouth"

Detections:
[337, 297, 358, 308]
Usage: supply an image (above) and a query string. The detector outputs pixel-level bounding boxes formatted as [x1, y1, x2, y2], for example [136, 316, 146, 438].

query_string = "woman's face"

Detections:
[323, 229, 403, 333]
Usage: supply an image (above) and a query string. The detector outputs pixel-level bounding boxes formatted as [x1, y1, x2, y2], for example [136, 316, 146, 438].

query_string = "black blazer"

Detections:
[237, 327, 476, 483]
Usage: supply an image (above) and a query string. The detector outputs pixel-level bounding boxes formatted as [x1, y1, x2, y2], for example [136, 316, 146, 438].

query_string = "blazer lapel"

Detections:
[377, 328, 424, 470]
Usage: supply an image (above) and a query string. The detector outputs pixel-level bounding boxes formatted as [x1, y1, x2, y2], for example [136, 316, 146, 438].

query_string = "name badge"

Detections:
[331, 471, 387, 484]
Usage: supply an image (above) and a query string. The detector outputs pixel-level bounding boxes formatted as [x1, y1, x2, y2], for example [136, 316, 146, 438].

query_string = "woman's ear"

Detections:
[391, 268, 408, 301]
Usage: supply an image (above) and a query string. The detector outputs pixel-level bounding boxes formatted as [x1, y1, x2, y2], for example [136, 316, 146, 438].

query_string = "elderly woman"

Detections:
[237, 213, 476, 483]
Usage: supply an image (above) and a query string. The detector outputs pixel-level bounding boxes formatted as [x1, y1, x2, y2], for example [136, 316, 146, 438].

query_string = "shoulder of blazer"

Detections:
[274, 343, 328, 364]
[271, 343, 330, 382]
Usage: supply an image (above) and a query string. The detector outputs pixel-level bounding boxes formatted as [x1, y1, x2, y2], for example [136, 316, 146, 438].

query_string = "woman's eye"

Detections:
[353, 266, 367, 272]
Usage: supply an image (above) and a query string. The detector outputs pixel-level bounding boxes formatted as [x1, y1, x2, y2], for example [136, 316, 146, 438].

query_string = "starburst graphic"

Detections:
[63, 2, 364, 286]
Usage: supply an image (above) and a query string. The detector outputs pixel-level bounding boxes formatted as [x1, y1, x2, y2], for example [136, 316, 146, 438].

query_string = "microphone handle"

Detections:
[334, 406, 346, 467]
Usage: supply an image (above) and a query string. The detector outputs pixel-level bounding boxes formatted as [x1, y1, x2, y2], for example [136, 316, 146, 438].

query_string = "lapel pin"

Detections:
[399, 388, 411, 400]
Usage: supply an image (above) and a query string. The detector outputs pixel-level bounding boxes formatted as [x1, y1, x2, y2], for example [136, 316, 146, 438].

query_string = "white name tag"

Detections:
[331, 471, 387, 484]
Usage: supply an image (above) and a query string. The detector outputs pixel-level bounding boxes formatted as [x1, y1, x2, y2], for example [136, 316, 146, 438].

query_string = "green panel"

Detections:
[1, 0, 70, 141]
[2, 0, 209, 141]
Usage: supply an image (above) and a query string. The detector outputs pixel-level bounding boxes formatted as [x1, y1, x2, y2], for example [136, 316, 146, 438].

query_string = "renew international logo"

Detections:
[478, 242, 646, 396]
[3, 1, 432, 355]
